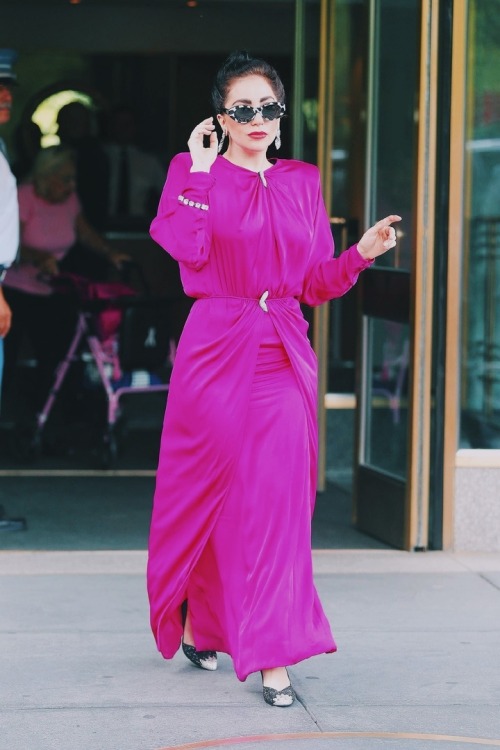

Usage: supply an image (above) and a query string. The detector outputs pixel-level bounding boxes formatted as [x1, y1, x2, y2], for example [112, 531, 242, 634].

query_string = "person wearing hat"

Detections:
[0, 49, 19, 400]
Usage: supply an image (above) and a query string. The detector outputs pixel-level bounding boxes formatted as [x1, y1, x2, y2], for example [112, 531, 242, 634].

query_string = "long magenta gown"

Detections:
[147, 153, 372, 681]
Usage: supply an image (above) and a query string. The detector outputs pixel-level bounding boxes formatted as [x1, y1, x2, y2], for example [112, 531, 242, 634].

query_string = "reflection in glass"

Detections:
[326, 1, 368, 395]
[328, 0, 367, 223]
[368, 0, 419, 270]
[32, 90, 94, 148]
[302, 0, 321, 166]
[461, 1, 500, 449]
[362, 318, 409, 480]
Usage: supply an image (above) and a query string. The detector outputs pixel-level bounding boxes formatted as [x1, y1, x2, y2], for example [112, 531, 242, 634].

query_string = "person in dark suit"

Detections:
[57, 101, 110, 230]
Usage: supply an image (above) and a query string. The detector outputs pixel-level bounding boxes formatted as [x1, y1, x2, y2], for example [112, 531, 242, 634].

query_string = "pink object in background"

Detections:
[4, 182, 80, 296]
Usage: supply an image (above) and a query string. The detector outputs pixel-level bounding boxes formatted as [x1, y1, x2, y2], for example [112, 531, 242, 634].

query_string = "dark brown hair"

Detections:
[211, 50, 285, 113]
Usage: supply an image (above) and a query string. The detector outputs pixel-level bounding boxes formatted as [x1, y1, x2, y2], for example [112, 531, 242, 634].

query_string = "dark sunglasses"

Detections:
[223, 101, 286, 124]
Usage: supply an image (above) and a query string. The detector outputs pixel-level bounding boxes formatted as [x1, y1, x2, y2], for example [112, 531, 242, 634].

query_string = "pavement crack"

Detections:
[479, 572, 500, 593]
[294, 689, 324, 732]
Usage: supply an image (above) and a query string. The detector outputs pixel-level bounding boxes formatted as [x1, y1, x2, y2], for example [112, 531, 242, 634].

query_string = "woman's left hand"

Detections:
[357, 215, 402, 261]
[108, 250, 131, 269]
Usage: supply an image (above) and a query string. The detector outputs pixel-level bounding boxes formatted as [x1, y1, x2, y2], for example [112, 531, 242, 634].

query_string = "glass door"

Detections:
[356, 272, 412, 548]
[352, 0, 420, 549]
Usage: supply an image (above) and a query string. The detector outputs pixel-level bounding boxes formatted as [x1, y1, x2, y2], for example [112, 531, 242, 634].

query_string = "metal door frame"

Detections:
[315, 0, 441, 549]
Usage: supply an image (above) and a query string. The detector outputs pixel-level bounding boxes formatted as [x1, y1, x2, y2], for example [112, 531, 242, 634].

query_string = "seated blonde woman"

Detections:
[3, 145, 127, 411]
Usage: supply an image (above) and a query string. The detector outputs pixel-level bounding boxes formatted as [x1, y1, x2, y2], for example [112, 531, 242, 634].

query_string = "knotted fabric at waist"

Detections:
[196, 291, 296, 313]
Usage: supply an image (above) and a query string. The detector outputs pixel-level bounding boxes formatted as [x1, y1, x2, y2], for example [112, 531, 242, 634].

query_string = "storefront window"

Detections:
[461, 1, 500, 448]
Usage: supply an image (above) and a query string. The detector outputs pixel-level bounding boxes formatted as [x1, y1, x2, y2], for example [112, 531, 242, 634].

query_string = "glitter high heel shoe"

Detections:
[181, 640, 218, 671]
[261, 670, 296, 707]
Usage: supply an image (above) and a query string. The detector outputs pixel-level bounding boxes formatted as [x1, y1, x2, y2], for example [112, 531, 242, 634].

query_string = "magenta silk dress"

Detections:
[147, 153, 372, 681]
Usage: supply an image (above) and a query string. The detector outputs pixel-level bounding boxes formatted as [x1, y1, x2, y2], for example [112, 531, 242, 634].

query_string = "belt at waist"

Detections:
[198, 291, 295, 312]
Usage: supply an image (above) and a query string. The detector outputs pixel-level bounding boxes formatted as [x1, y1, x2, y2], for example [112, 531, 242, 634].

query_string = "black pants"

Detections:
[2, 287, 78, 412]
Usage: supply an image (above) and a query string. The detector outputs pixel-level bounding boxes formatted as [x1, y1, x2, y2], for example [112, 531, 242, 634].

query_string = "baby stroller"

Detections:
[28, 270, 175, 468]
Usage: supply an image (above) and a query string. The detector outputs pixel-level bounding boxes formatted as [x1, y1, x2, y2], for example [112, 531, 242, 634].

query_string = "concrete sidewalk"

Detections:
[1, 549, 500, 750]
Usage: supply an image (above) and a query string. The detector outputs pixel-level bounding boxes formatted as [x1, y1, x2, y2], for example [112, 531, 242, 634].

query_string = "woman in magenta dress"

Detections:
[147, 51, 400, 707]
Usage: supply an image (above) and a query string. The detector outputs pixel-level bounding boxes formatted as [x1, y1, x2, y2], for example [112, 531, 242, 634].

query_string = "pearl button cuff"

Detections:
[178, 195, 209, 211]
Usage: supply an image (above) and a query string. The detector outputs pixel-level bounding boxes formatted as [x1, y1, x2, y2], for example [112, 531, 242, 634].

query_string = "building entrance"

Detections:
[316, 0, 442, 550]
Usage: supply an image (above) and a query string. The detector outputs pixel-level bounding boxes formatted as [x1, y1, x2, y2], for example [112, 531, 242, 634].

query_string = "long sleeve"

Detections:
[299, 171, 373, 306]
[0, 152, 19, 268]
[150, 153, 216, 271]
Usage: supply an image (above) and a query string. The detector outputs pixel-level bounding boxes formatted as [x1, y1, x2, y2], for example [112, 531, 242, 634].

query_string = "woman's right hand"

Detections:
[188, 117, 218, 173]
[21, 243, 59, 276]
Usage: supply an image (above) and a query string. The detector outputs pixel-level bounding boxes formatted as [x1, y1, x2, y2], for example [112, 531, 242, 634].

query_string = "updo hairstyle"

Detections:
[211, 50, 285, 113]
